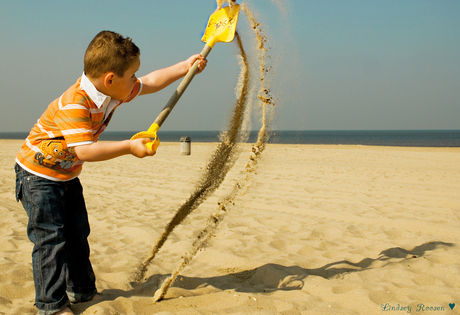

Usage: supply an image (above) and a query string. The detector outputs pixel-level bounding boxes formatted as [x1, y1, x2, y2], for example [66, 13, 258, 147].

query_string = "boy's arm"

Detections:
[74, 138, 154, 162]
[139, 54, 207, 95]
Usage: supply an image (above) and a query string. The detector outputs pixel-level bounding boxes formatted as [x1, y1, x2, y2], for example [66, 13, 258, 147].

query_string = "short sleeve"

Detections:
[124, 79, 143, 103]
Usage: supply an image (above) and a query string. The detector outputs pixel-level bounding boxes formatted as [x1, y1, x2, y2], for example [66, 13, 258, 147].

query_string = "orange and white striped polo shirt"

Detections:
[16, 73, 142, 181]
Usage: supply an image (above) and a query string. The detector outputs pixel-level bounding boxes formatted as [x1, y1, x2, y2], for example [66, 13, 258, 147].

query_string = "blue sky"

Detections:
[1, 0, 459, 132]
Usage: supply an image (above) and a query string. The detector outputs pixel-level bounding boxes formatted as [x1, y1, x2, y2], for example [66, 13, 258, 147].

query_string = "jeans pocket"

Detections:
[15, 177, 23, 202]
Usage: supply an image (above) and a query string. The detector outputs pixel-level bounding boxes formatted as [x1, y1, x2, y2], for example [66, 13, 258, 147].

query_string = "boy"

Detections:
[15, 30, 207, 315]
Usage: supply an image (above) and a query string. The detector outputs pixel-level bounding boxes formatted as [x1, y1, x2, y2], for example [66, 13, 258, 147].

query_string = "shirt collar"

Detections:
[80, 72, 111, 109]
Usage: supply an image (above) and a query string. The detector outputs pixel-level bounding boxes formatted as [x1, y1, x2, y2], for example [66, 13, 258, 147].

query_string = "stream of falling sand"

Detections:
[131, 1, 275, 301]
[132, 29, 251, 284]
[151, 2, 275, 301]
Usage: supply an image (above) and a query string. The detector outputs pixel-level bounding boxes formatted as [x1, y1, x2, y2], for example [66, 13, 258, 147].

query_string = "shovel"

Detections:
[131, 4, 240, 152]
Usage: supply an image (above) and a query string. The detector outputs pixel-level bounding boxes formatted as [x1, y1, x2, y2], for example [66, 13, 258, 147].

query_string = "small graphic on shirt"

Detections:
[34, 140, 77, 169]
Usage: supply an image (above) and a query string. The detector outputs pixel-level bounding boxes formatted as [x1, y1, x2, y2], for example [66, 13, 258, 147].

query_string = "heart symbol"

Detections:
[449, 303, 455, 310]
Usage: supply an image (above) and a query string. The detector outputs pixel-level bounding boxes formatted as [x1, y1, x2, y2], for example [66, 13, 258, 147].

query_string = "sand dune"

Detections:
[1, 140, 459, 314]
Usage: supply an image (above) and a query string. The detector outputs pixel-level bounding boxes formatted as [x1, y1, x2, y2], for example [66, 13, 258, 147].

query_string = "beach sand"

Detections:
[1, 139, 459, 314]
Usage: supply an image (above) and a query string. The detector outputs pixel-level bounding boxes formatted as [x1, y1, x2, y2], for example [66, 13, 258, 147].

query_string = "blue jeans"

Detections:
[15, 164, 97, 315]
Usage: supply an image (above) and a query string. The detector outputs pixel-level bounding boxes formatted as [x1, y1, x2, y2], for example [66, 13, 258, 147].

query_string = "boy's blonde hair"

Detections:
[84, 30, 140, 79]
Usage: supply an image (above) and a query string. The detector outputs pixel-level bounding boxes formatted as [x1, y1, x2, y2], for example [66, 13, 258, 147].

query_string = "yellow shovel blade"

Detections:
[201, 4, 240, 48]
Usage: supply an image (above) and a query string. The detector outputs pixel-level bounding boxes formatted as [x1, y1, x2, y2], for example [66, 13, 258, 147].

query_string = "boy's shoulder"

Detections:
[59, 77, 95, 108]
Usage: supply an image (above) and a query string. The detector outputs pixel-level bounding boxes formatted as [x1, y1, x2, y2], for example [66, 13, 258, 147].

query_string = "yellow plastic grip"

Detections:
[146, 137, 160, 152]
[130, 123, 160, 153]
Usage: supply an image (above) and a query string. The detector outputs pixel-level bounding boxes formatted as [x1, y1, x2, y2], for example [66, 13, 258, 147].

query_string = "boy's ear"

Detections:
[103, 72, 115, 89]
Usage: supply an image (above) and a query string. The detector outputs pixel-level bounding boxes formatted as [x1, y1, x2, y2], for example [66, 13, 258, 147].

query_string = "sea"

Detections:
[2, 130, 459, 147]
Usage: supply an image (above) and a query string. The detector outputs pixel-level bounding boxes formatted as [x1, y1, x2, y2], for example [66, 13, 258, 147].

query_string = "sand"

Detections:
[1, 139, 459, 314]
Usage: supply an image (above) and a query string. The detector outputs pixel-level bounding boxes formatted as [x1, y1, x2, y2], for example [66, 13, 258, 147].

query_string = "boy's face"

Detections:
[109, 56, 141, 100]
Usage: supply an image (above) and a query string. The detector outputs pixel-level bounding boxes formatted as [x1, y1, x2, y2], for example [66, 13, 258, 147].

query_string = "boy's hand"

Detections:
[130, 138, 156, 158]
[185, 54, 207, 74]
